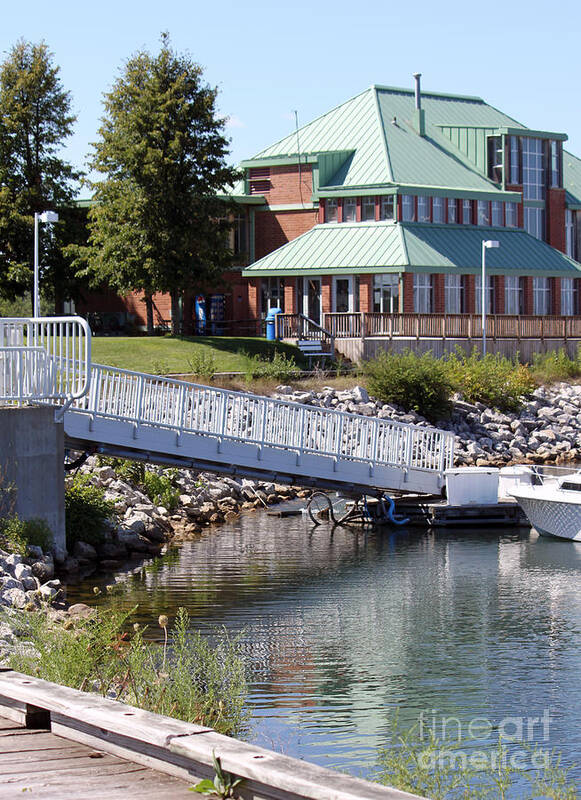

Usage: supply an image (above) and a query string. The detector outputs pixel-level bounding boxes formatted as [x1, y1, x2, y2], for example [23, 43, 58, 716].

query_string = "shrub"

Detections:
[243, 350, 301, 382]
[363, 350, 454, 422]
[98, 456, 145, 485]
[188, 350, 217, 378]
[5, 605, 249, 736]
[142, 470, 180, 511]
[448, 349, 535, 412]
[65, 475, 116, 548]
[530, 348, 581, 385]
[0, 515, 52, 555]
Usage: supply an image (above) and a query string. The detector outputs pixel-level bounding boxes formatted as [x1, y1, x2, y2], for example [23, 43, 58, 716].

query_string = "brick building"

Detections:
[237, 76, 581, 324]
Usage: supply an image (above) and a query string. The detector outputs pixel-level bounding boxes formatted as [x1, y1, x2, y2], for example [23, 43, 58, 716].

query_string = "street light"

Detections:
[481, 239, 499, 356]
[33, 210, 59, 318]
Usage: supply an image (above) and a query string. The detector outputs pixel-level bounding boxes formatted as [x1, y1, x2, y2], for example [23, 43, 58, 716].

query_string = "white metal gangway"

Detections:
[0, 317, 455, 495]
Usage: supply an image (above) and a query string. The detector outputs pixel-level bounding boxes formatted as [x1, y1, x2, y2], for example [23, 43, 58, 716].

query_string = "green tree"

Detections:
[0, 39, 79, 313]
[78, 34, 238, 334]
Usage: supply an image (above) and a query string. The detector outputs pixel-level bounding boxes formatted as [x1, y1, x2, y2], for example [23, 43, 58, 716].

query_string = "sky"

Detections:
[2, 0, 580, 197]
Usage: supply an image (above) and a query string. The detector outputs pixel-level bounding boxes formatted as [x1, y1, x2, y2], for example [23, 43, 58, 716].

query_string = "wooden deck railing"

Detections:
[279, 312, 581, 340]
[276, 313, 335, 350]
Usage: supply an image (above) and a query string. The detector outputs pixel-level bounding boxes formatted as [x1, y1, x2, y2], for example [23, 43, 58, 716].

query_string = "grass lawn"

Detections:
[91, 335, 307, 374]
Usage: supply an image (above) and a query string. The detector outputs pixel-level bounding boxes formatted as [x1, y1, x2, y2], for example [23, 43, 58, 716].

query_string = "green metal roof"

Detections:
[249, 85, 528, 194]
[242, 221, 581, 278]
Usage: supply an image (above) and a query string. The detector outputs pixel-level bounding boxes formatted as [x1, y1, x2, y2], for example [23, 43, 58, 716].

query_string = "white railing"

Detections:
[0, 317, 91, 403]
[74, 363, 455, 475]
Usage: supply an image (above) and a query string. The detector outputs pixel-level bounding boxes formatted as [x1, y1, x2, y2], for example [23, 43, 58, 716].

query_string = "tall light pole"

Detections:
[481, 239, 499, 356]
[33, 210, 59, 318]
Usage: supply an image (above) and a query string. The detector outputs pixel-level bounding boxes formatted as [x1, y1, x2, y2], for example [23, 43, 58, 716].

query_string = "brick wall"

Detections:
[322, 276, 332, 314]
[254, 210, 319, 259]
[546, 188, 566, 253]
[464, 275, 475, 313]
[359, 275, 373, 313]
[523, 277, 534, 315]
[551, 277, 561, 315]
[494, 276, 505, 314]
[262, 165, 313, 205]
[248, 278, 260, 321]
[402, 273, 414, 313]
[433, 274, 445, 313]
[284, 281, 296, 314]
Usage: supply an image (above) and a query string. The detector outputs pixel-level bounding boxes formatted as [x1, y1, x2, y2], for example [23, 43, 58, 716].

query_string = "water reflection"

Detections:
[65, 514, 581, 781]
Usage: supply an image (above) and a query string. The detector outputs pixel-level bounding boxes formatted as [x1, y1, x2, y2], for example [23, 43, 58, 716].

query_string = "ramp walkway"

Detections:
[0, 317, 455, 496]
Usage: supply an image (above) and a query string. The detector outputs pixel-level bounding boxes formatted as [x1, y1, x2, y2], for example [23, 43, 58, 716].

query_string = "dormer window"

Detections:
[380, 196, 395, 220]
[487, 136, 503, 183]
[550, 141, 562, 188]
[362, 197, 375, 221]
[343, 197, 357, 222]
[325, 199, 339, 223]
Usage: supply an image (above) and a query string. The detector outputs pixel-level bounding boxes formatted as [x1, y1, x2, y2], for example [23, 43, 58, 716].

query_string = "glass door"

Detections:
[334, 277, 352, 312]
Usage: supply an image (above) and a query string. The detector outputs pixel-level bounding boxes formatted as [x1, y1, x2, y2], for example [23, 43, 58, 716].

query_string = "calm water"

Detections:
[65, 513, 581, 784]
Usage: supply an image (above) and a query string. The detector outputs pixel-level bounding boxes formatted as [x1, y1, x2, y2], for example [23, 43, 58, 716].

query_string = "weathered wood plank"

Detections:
[0, 744, 91, 763]
[0, 691, 49, 727]
[0, 751, 124, 775]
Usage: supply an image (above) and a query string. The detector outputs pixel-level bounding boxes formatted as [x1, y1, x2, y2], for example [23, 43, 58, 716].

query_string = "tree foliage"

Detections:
[0, 40, 79, 309]
[77, 34, 239, 333]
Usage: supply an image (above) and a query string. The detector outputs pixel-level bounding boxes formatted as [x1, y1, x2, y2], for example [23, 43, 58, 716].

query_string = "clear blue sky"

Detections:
[3, 0, 580, 196]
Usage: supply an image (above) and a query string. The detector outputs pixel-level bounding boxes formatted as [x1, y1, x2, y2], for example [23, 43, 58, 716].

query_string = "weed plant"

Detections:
[377, 719, 577, 799]
[64, 474, 117, 548]
[448, 349, 535, 413]
[530, 348, 581, 385]
[188, 350, 217, 378]
[242, 350, 301, 382]
[5, 605, 248, 736]
[0, 516, 52, 555]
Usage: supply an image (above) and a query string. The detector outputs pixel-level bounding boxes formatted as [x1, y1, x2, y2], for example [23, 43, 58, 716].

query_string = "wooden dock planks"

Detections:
[0, 715, 193, 799]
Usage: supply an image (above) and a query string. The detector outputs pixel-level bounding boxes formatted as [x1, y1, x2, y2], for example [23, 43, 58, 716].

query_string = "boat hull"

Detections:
[512, 493, 581, 541]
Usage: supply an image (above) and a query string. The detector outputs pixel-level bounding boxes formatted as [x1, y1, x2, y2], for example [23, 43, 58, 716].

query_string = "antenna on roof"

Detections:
[293, 110, 304, 207]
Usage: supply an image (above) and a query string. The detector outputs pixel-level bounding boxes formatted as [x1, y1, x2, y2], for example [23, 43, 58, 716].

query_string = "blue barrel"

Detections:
[265, 307, 282, 340]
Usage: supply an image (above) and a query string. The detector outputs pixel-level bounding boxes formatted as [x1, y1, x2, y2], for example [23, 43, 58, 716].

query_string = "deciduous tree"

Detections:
[79, 34, 238, 334]
[0, 40, 79, 313]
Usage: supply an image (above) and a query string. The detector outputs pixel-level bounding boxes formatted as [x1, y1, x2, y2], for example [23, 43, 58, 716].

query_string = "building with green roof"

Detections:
[234, 76, 581, 327]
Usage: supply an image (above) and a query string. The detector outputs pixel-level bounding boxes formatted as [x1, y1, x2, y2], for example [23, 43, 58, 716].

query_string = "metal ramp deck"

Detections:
[1, 317, 455, 496]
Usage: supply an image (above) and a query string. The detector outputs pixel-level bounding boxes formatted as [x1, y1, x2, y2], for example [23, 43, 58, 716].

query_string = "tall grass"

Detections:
[5, 605, 248, 736]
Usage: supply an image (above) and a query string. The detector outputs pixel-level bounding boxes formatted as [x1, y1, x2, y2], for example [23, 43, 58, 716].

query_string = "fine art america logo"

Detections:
[417, 709, 552, 770]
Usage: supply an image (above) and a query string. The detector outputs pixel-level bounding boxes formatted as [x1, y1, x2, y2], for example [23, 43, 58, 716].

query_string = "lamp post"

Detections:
[33, 210, 59, 319]
[481, 239, 499, 356]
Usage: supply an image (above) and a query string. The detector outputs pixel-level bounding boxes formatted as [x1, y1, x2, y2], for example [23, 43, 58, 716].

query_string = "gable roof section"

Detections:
[242, 222, 581, 278]
[252, 88, 392, 187]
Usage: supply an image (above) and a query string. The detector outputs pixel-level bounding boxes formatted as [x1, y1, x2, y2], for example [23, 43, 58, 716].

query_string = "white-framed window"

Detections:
[533, 277, 551, 315]
[413, 274, 433, 313]
[261, 277, 285, 314]
[462, 200, 473, 225]
[524, 207, 544, 240]
[444, 274, 464, 313]
[561, 278, 578, 316]
[417, 196, 430, 222]
[491, 201, 503, 227]
[477, 201, 490, 226]
[447, 198, 458, 224]
[402, 195, 416, 222]
[566, 209, 575, 258]
[373, 274, 400, 313]
[475, 275, 495, 314]
[343, 197, 357, 222]
[380, 196, 395, 220]
[505, 276, 524, 315]
[505, 202, 518, 227]
[361, 197, 375, 221]
[550, 141, 562, 188]
[522, 138, 545, 200]
[433, 197, 445, 223]
[333, 276, 354, 312]
[325, 199, 338, 223]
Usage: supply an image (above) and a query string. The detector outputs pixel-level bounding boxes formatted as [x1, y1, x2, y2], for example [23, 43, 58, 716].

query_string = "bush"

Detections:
[5, 605, 248, 736]
[142, 470, 180, 511]
[243, 350, 301, 382]
[448, 349, 535, 412]
[363, 350, 454, 422]
[530, 348, 581, 385]
[188, 350, 217, 378]
[97, 456, 145, 485]
[0, 515, 52, 555]
[65, 475, 116, 548]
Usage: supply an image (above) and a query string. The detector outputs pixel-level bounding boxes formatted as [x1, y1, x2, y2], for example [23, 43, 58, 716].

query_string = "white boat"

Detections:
[505, 467, 581, 541]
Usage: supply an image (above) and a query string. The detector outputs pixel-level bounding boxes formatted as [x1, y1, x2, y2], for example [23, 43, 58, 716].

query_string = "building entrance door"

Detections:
[298, 278, 322, 324]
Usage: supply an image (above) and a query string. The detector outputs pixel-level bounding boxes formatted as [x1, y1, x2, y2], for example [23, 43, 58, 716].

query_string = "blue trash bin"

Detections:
[265, 307, 282, 341]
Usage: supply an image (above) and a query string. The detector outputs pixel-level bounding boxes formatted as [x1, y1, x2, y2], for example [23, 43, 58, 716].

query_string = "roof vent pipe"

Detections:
[412, 72, 426, 137]
[413, 72, 422, 110]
